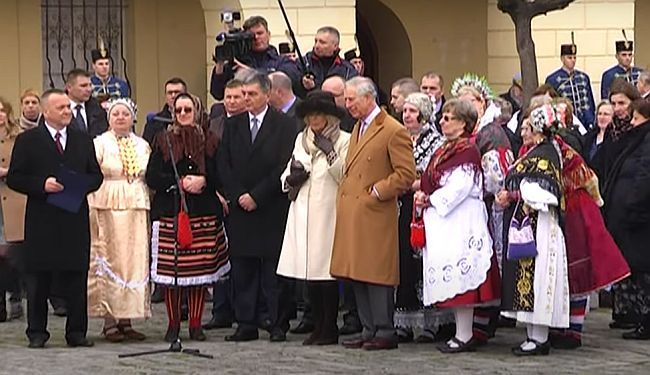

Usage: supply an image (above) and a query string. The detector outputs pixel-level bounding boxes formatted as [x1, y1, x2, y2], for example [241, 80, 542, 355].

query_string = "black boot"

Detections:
[314, 282, 339, 346]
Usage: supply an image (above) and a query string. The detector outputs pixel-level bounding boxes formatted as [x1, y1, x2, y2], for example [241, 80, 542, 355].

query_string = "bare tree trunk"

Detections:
[512, 14, 538, 105]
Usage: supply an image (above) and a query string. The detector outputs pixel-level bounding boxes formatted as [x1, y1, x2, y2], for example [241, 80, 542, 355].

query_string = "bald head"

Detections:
[268, 71, 295, 110]
[322, 75, 346, 108]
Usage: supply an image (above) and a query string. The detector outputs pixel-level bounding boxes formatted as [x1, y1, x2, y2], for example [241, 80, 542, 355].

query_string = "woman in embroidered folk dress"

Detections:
[277, 90, 350, 345]
[394, 93, 448, 343]
[147, 93, 229, 342]
[496, 104, 570, 356]
[452, 74, 513, 342]
[87, 98, 151, 342]
[414, 99, 499, 353]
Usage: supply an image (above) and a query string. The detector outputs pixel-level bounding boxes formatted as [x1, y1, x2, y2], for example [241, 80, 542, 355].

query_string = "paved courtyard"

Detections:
[1, 303, 649, 374]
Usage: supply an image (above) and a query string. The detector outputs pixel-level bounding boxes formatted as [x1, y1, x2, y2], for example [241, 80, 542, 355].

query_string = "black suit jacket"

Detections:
[285, 97, 304, 133]
[7, 120, 103, 271]
[70, 97, 108, 139]
[217, 107, 296, 259]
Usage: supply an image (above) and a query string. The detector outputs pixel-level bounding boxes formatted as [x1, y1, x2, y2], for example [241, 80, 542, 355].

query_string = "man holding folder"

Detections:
[7, 89, 103, 348]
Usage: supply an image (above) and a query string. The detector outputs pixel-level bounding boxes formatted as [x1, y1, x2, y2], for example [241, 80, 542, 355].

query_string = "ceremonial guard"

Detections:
[545, 35, 596, 129]
[600, 31, 643, 100]
[90, 40, 129, 107]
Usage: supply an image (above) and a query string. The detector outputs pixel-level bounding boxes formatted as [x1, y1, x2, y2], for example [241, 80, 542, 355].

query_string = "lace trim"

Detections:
[93, 256, 149, 289]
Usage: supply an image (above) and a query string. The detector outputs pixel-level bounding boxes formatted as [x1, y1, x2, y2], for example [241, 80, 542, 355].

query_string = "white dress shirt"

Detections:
[359, 105, 381, 140]
[69, 100, 88, 127]
[249, 105, 269, 131]
[45, 122, 68, 150]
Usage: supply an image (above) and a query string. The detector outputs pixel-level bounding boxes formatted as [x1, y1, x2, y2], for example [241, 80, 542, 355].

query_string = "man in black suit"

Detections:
[269, 71, 303, 132]
[7, 89, 103, 348]
[142, 77, 187, 145]
[218, 72, 296, 342]
[65, 69, 109, 138]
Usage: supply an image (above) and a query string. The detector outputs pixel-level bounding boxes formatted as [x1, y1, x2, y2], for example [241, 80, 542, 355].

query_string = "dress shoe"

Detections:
[52, 306, 67, 317]
[437, 337, 477, 354]
[9, 301, 23, 320]
[269, 328, 287, 342]
[189, 327, 207, 341]
[28, 338, 46, 349]
[549, 334, 581, 349]
[258, 318, 273, 332]
[362, 337, 398, 351]
[609, 320, 637, 330]
[164, 326, 180, 343]
[224, 328, 259, 342]
[622, 325, 650, 340]
[67, 338, 95, 348]
[339, 321, 362, 335]
[512, 339, 550, 356]
[290, 320, 315, 334]
[203, 317, 233, 330]
[341, 337, 365, 349]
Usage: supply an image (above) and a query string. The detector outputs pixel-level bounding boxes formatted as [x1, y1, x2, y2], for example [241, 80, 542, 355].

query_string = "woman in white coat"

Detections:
[277, 91, 350, 345]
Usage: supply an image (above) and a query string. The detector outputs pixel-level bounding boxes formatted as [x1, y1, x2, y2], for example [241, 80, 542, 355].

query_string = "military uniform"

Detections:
[601, 40, 642, 100]
[90, 46, 130, 103]
[546, 43, 596, 129]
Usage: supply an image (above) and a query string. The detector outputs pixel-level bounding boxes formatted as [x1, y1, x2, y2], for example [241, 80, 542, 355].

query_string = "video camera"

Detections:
[213, 11, 253, 65]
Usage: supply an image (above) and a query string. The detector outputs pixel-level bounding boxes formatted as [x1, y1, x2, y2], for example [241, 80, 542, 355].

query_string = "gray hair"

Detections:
[243, 71, 272, 93]
[639, 70, 650, 86]
[392, 77, 419, 97]
[316, 26, 340, 44]
[269, 71, 293, 92]
[404, 92, 433, 124]
[346, 76, 377, 99]
[441, 98, 478, 133]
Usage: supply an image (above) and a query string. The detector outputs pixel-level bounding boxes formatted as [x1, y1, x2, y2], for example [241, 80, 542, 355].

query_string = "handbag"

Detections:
[507, 206, 538, 260]
[176, 189, 194, 249]
[410, 205, 426, 250]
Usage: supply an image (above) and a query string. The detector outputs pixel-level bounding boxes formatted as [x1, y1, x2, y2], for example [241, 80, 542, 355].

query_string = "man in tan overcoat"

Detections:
[330, 77, 416, 350]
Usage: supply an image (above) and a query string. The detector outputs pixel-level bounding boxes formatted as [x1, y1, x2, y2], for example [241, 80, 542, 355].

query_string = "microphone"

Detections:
[151, 116, 174, 124]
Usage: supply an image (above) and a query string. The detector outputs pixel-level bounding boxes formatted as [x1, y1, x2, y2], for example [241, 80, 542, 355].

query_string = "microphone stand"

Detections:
[119, 132, 213, 359]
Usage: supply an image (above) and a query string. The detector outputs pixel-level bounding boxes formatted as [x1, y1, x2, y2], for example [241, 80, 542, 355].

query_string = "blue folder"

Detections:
[46, 166, 94, 213]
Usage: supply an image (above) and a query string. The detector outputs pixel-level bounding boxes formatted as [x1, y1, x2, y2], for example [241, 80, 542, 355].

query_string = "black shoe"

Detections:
[512, 339, 550, 356]
[269, 328, 287, 342]
[189, 327, 207, 341]
[437, 337, 477, 354]
[414, 334, 434, 344]
[609, 320, 637, 329]
[290, 320, 315, 334]
[202, 317, 233, 330]
[151, 286, 165, 304]
[28, 337, 46, 349]
[258, 318, 273, 332]
[52, 306, 67, 317]
[549, 334, 582, 349]
[67, 338, 94, 348]
[622, 325, 650, 340]
[0, 307, 6, 323]
[497, 316, 517, 328]
[164, 326, 180, 343]
[339, 321, 362, 335]
[225, 327, 259, 342]
[396, 328, 414, 343]
[9, 301, 23, 320]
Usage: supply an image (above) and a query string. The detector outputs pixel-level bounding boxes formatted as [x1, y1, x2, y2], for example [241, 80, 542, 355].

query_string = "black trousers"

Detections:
[211, 277, 234, 322]
[307, 281, 339, 339]
[231, 256, 293, 333]
[25, 270, 88, 343]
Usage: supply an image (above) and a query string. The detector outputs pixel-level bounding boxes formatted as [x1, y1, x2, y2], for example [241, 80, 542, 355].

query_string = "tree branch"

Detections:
[529, 0, 574, 17]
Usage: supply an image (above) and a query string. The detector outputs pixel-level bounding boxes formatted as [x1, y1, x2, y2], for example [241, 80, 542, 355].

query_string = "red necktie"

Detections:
[55, 132, 64, 155]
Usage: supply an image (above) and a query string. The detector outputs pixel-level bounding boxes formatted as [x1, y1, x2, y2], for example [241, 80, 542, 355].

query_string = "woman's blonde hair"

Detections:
[0, 97, 23, 139]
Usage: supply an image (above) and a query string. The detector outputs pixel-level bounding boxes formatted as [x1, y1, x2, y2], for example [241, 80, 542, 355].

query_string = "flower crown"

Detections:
[107, 97, 137, 117]
[451, 73, 494, 100]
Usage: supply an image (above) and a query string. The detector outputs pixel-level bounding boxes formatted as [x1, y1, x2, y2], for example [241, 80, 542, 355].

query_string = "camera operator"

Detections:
[301, 27, 358, 94]
[210, 15, 301, 101]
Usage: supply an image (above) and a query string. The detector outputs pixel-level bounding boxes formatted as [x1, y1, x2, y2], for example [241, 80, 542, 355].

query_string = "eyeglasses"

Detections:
[442, 115, 457, 122]
[175, 107, 193, 114]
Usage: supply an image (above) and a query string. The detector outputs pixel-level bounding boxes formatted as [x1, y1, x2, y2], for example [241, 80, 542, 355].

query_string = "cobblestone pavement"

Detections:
[1, 303, 649, 375]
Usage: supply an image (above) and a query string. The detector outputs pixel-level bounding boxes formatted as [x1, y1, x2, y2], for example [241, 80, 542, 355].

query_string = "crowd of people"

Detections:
[0, 15, 649, 358]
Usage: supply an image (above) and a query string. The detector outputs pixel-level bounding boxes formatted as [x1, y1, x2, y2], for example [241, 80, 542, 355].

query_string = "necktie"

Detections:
[358, 121, 368, 141]
[251, 117, 259, 143]
[54, 132, 64, 155]
[75, 104, 87, 132]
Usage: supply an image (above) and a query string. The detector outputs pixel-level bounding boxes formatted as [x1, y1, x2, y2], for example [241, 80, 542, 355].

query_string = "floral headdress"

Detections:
[107, 97, 137, 119]
[451, 73, 494, 101]
[530, 104, 559, 134]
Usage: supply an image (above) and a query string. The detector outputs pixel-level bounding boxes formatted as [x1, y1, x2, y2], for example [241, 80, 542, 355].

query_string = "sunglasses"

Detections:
[442, 115, 457, 122]
[175, 106, 193, 114]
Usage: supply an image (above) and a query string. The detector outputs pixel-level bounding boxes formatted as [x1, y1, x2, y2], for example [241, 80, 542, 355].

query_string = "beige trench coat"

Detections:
[330, 109, 416, 286]
[0, 132, 27, 242]
[277, 129, 350, 280]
